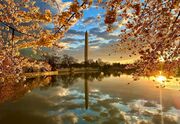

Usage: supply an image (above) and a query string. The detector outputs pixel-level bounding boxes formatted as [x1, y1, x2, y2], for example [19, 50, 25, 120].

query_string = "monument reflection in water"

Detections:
[84, 31, 89, 110]
[84, 73, 89, 110]
[0, 72, 179, 124]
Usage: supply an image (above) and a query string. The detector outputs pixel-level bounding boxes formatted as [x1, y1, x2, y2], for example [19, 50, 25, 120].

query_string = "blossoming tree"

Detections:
[0, 0, 179, 81]
[103, 0, 179, 77]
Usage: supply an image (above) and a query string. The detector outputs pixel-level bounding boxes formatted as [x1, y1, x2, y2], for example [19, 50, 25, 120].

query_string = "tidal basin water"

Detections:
[0, 72, 179, 124]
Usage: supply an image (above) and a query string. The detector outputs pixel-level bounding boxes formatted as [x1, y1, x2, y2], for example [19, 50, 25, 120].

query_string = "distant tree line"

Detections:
[38, 53, 136, 73]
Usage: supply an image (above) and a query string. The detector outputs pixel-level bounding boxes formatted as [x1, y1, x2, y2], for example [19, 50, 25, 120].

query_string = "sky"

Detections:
[52, 0, 140, 63]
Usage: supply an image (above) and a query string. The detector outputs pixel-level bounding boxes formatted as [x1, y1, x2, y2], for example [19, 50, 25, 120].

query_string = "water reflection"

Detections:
[84, 73, 89, 110]
[160, 88, 164, 124]
[0, 72, 179, 124]
[0, 76, 52, 103]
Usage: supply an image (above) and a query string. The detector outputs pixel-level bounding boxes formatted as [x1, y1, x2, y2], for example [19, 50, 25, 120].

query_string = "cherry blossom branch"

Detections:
[174, 11, 180, 24]
[0, 20, 39, 39]
[54, 1, 86, 35]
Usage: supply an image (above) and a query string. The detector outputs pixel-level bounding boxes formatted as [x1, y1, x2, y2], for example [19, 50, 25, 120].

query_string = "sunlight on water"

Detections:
[0, 73, 179, 124]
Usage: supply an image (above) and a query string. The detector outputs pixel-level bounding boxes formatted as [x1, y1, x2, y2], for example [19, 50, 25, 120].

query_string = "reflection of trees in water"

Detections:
[56, 74, 78, 88]
[103, 71, 112, 77]
[50, 71, 123, 88]
[0, 77, 52, 103]
[0, 71, 124, 103]
[52, 72, 104, 88]
[46, 74, 80, 88]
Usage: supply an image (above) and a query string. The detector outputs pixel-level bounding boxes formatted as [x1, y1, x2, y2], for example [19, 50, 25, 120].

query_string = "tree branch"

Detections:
[0, 20, 39, 39]
[54, 2, 86, 35]
[174, 11, 180, 24]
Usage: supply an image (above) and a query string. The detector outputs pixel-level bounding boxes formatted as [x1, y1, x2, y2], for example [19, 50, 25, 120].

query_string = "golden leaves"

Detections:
[44, 9, 52, 22]
[104, 10, 117, 24]
[70, 2, 80, 13]
[97, 0, 102, 3]
[83, 0, 93, 5]
[45, 9, 51, 16]
[1, 0, 179, 78]
[132, 4, 141, 15]
[172, 0, 180, 9]
[157, 0, 162, 4]
[0, 3, 4, 9]
[108, 0, 180, 77]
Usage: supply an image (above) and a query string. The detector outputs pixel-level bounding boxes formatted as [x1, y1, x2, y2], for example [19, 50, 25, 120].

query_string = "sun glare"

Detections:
[159, 56, 165, 62]
[156, 75, 167, 84]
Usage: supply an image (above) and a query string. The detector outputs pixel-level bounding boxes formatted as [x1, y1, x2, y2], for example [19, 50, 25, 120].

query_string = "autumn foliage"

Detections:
[0, 0, 89, 80]
[104, 0, 179, 77]
[0, 0, 179, 81]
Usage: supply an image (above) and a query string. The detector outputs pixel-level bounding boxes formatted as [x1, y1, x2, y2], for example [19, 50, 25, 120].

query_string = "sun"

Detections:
[156, 75, 167, 84]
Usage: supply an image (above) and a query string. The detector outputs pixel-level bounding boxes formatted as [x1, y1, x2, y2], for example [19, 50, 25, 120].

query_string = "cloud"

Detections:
[58, 87, 70, 97]
[89, 27, 119, 40]
[89, 27, 101, 33]
[61, 28, 116, 47]
[82, 17, 96, 25]
[65, 29, 85, 36]
[90, 46, 99, 49]
[54, 42, 70, 50]
[53, 0, 72, 12]
[55, 113, 78, 124]
[56, 6, 127, 62]
[61, 38, 84, 44]
[89, 39, 102, 44]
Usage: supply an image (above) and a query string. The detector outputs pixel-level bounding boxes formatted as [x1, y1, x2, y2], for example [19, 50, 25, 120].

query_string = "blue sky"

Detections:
[53, 0, 139, 63]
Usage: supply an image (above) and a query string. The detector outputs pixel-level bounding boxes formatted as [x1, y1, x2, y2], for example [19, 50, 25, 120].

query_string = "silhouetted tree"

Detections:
[61, 54, 78, 68]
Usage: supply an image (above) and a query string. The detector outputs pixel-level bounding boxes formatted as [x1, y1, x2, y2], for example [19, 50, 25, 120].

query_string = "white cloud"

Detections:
[90, 46, 99, 49]
[52, 0, 72, 13]
[55, 112, 78, 124]
[53, 42, 70, 51]
[58, 87, 70, 97]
